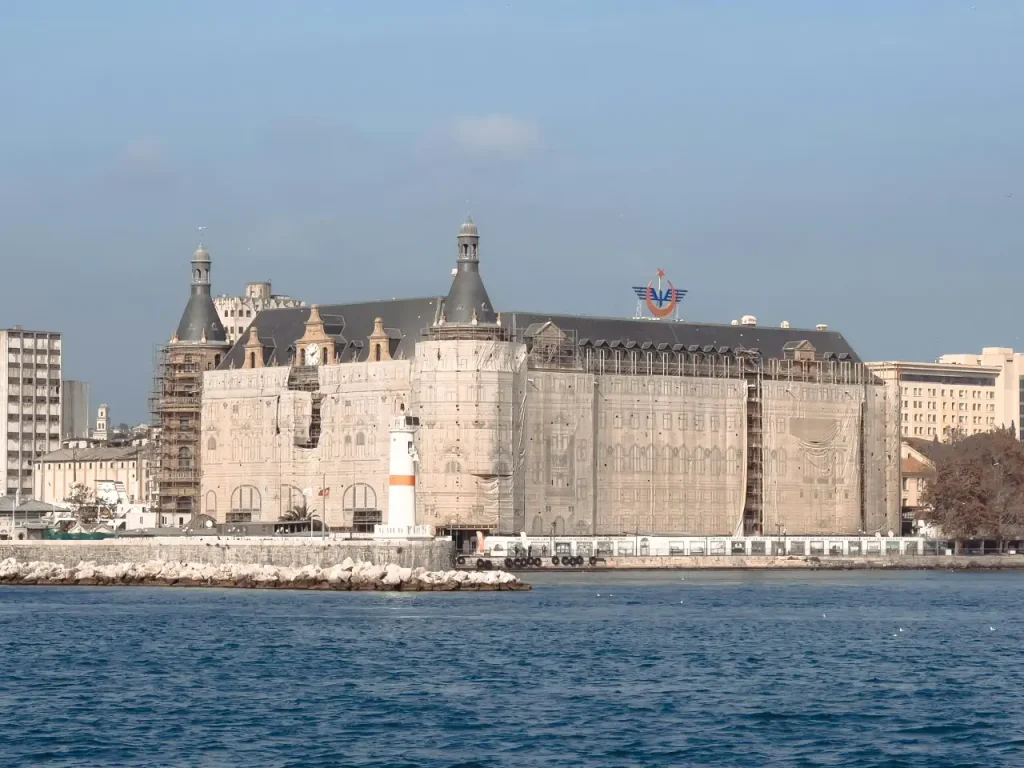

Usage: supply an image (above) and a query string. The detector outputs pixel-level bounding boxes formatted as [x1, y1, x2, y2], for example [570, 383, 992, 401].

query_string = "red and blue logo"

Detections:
[633, 269, 687, 319]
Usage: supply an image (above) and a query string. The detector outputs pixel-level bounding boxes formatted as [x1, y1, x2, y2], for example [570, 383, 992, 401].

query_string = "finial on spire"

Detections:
[196, 225, 207, 247]
[471, 309, 478, 326]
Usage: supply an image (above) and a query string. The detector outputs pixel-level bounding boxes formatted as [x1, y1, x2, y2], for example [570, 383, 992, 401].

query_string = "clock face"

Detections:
[306, 343, 321, 366]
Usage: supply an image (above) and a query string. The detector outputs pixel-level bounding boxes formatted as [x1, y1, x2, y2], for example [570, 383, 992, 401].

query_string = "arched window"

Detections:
[204, 490, 217, 516]
[631, 445, 640, 472]
[214, 354, 221, 367]
[552, 515, 565, 536]
[229, 485, 261, 522]
[344, 435, 352, 457]
[281, 484, 305, 515]
[355, 432, 366, 458]
[445, 459, 462, 474]
[178, 446, 193, 470]
[696, 448, 707, 476]
[681, 446, 692, 475]
[530, 515, 545, 535]
[727, 447, 741, 474]
[670, 447, 681, 474]
[249, 352, 256, 368]
[343, 483, 379, 531]
[207, 437, 217, 452]
[710, 447, 723, 476]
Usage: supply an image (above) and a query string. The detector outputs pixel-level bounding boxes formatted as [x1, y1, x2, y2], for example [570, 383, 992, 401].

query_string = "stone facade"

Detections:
[198, 220, 900, 537]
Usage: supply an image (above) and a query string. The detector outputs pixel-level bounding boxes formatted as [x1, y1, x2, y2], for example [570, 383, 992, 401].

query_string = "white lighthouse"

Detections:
[374, 411, 435, 539]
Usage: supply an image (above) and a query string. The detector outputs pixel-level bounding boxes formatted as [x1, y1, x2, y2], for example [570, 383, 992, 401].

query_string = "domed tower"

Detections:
[433, 218, 501, 337]
[154, 237, 232, 523]
[175, 242, 228, 343]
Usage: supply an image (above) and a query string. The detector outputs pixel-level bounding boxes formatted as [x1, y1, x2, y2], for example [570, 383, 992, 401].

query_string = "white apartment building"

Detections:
[868, 347, 1024, 441]
[1, 327, 62, 498]
[213, 281, 304, 345]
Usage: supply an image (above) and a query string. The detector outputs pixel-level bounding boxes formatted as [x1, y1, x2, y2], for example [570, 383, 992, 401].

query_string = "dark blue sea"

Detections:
[1, 571, 1022, 767]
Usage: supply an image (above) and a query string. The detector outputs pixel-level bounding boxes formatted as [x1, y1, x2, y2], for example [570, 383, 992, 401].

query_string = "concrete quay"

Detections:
[471, 554, 1024, 571]
[0, 538, 454, 572]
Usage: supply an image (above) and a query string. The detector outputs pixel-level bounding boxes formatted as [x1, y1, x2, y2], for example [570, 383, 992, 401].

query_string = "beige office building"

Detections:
[867, 347, 1024, 441]
[214, 282, 304, 345]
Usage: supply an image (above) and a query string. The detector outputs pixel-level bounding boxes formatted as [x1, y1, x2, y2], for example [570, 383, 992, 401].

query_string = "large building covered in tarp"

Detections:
[199, 220, 900, 538]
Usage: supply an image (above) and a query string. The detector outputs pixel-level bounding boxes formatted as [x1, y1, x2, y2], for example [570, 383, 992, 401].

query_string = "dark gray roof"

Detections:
[37, 445, 143, 463]
[175, 286, 228, 343]
[443, 262, 497, 325]
[221, 299, 441, 368]
[220, 297, 862, 369]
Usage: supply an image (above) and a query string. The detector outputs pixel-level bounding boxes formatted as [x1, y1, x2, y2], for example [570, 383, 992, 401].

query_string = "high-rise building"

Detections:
[867, 348, 1024, 441]
[60, 379, 90, 440]
[0, 327, 62, 498]
[150, 240, 231, 518]
[214, 281, 304, 345]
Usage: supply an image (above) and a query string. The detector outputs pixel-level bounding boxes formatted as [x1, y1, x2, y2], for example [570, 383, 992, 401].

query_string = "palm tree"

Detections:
[279, 501, 310, 521]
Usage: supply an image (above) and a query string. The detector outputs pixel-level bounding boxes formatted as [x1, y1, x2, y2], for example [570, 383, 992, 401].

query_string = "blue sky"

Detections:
[1, 0, 1022, 423]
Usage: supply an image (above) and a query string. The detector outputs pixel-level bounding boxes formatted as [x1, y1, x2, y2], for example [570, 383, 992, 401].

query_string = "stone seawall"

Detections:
[0, 557, 528, 592]
[0, 538, 454, 572]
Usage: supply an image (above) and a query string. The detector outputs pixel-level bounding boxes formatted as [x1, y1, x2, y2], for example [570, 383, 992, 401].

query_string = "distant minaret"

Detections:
[94, 404, 109, 442]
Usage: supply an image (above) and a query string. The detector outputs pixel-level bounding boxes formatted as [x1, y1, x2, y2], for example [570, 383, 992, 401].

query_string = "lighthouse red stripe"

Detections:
[389, 475, 415, 486]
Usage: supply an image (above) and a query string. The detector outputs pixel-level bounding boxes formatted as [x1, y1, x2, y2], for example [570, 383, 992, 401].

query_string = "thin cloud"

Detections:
[449, 115, 542, 155]
[114, 138, 171, 177]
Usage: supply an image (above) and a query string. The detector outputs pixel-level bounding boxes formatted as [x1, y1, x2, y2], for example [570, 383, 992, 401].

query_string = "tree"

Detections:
[279, 501, 310, 521]
[922, 427, 1024, 552]
[278, 501, 324, 531]
[63, 483, 117, 525]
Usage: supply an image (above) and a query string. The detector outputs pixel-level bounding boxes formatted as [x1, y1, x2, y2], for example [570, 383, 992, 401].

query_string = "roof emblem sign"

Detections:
[632, 268, 687, 320]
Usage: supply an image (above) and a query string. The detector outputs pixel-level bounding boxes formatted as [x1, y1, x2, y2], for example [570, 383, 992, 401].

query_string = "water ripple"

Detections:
[1, 572, 1023, 766]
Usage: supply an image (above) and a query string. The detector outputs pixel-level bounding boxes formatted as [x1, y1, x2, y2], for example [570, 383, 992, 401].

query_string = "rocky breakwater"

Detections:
[0, 557, 530, 592]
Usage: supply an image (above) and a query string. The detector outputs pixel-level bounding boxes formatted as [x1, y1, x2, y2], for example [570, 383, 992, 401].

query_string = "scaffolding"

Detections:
[149, 343, 204, 516]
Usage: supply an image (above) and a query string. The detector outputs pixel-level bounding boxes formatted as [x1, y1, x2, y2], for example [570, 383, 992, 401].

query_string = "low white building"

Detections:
[32, 445, 151, 507]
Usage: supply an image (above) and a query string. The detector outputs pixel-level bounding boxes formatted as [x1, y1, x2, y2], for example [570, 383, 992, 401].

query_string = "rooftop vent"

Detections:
[741, 315, 757, 326]
[780, 320, 791, 329]
[816, 324, 829, 332]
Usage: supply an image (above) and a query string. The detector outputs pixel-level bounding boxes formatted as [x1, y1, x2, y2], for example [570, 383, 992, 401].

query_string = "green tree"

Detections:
[278, 501, 310, 521]
[63, 483, 118, 525]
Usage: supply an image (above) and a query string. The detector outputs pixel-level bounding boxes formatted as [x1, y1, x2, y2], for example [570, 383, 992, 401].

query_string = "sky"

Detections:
[1, 0, 1022, 424]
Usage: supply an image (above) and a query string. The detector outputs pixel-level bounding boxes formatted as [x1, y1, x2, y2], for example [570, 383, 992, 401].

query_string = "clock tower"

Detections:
[295, 305, 335, 366]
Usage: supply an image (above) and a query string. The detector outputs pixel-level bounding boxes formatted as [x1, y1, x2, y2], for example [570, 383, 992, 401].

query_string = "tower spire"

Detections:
[173, 233, 227, 344]
[437, 217, 497, 328]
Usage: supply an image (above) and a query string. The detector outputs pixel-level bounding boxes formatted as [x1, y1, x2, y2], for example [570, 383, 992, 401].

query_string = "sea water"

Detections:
[1, 571, 1022, 767]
